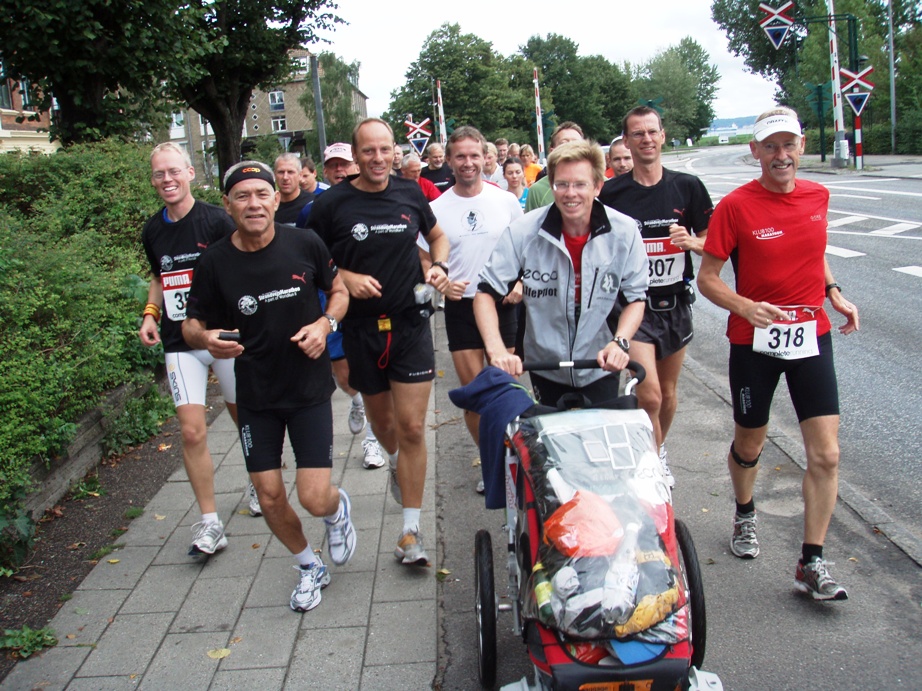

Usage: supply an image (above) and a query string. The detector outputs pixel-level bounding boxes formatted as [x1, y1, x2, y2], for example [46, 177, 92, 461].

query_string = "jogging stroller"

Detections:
[449, 360, 718, 691]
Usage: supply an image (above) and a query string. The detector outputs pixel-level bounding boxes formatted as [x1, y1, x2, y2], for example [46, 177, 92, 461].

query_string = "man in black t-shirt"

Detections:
[309, 118, 451, 568]
[140, 142, 253, 557]
[420, 142, 454, 192]
[183, 161, 356, 613]
[274, 153, 313, 225]
[598, 106, 713, 488]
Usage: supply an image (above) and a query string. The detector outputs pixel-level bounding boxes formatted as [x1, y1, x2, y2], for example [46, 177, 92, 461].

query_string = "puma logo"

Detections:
[197, 242, 208, 249]
[292, 272, 306, 284]
[401, 214, 411, 223]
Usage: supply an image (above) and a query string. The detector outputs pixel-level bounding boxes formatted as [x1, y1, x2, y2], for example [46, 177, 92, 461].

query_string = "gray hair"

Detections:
[401, 153, 421, 169]
[274, 152, 302, 170]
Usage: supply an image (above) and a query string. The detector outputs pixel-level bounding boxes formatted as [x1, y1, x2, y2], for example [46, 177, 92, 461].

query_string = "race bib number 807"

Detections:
[643, 238, 685, 287]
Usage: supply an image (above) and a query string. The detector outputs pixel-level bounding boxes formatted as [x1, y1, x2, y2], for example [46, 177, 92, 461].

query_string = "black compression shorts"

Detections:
[729, 331, 839, 428]
[445, 297, 516, 352]
[238, 401, 333, 473]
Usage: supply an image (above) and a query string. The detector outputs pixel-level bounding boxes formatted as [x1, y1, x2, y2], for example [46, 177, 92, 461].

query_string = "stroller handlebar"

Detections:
[522, 359, 646, 384]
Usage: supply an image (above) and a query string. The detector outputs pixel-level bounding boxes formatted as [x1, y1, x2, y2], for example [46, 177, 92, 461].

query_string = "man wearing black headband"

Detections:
[183, 161, 358, 613]
[698, 107, 859, 601]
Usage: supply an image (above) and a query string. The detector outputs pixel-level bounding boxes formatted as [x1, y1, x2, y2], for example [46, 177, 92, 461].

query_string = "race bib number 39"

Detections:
[161, 269, 193, 321]
[643, 238, 685, 287]
[753, 317, 818, 360]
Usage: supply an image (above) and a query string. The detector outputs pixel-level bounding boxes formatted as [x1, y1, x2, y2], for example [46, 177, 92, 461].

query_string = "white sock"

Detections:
[325, 496, 344, 523]
[387, 450, 398, 467]
[365, 426, 377, 442]
[352, 392, 363, 405]
[202, 512, 219, 525]
[402, 508, 421, 534]
[295, 544, 318, 567]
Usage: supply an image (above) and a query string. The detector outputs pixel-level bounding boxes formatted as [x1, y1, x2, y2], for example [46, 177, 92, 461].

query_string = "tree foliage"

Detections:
[298, 52, 361, 161]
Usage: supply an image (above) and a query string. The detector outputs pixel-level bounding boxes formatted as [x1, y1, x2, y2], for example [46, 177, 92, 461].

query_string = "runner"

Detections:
[139, 142, 257, 557]
[606, 136, 633, 178]
[697, 107, 858, 600]
[183, 161, 357, 612]
[525, 122, 585, 211]
[308, 118, 451, 567]
[420, 142, 455, 193]
[598, 105, 713, 487]
[274, 153, 313, 225]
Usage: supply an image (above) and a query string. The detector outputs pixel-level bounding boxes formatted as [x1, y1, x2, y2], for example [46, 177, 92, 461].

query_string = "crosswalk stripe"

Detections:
[825, 245, 866, 258]
[871, 222, 919, 236]
[828, 215, 868, 227]
[893, 266, 922, 277]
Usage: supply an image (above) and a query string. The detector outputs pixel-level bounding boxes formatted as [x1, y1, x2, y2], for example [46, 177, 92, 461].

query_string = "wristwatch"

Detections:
[324, 313, 338, 333]
[432, 261, 449, 277]
[612, 336, 630, 353]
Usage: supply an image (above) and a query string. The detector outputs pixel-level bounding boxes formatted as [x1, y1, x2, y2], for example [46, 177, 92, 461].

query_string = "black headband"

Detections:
[223, 164, 275, 194]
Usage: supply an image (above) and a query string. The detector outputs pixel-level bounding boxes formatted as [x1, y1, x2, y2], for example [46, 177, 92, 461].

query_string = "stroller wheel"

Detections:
[475, 529, 497, 688]
[676, 519, 707, 669]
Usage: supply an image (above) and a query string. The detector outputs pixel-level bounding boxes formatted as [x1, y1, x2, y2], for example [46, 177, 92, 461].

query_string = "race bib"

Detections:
[753, 312, 819, 360]
[161, 269, 193, 321]
[643, 238, 685, 287]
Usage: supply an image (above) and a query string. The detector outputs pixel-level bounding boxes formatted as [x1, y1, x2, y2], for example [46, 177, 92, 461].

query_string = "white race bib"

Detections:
[643, 238, 685, 288]
[753, 313, 819, 360]
[161, 269, 193, 321]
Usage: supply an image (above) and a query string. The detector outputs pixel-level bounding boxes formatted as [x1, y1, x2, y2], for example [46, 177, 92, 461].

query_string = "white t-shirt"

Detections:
[420, 183, 523, 298]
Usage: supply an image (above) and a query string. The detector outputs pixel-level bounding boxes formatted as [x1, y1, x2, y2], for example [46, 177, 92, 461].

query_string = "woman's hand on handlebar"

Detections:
[597, 341, 630, 373]
[488, 350, 523, 377]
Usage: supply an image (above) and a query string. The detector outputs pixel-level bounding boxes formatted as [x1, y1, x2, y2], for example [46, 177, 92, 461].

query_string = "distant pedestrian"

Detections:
[420, 142, 455, 193]
[503, 157, 528, 210]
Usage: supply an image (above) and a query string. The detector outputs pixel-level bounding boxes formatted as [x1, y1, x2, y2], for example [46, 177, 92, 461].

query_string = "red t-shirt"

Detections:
[704, 179, 831, 345]
[563, 231, 590, 304]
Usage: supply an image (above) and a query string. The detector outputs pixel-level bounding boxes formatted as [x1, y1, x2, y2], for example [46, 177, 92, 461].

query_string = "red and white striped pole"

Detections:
[436, 79, 447, 147]
[533, 68, 546, 164]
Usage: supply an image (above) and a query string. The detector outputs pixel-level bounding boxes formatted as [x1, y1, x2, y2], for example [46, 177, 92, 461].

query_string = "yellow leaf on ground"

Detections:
[107, 559, 120, 564]
[437, 370, 445, 377]
[154, 514, 166, 521]
[701, 508, 709, 513]
[251, 544, 260, 549]
[66, 634, 76, 639]
[471, 458, 481, 467]
[157, 443, 172, 452]
[207, 648, 231, 660]
[230, 636, 243, 645]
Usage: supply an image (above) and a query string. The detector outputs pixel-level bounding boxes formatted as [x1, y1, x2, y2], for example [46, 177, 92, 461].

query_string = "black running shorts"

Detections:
[445, 297, 516, 352]
[238, 401, 334, 473]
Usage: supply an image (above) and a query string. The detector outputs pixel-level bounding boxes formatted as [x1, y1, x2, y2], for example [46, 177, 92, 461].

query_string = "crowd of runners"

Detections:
[139, 105, 858, 613]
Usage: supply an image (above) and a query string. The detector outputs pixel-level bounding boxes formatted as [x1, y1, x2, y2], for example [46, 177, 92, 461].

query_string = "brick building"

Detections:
[0, 64, 57, 153]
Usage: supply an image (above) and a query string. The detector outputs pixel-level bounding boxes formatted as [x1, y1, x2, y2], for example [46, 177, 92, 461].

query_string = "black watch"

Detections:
[432, 261, 449, 277]
[612, 336, 630, 353]
[324, 313, 338, 333]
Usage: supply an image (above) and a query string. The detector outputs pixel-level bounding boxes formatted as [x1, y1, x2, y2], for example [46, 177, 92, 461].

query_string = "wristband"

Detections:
[432, 261, 449, 277]
[143, 303, 161, 323]
[825, 283, 840, 296]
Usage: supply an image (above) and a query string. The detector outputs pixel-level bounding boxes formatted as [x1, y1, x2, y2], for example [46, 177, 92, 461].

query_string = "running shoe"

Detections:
[290, 559, 332, 612]
[246, 482, 262, 517]
[476, 478, 485, 494]
[659, 444, 675, 489]
[189, 520, 228, 555]
[362, 439, 386, 469]
[348, 398, 366, 435]
[795, 557, 848, 601]
[324, 488, 357, 566]
[730, 511, 759, 559]
[395, 529, 429, 566]
[389, 461, 402, 505]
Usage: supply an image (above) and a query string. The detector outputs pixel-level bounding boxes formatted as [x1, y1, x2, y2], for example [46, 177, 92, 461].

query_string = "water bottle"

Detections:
[413, 283, 435, 318]
[601, 523, 640, 626]
[532, 562, 554, 623]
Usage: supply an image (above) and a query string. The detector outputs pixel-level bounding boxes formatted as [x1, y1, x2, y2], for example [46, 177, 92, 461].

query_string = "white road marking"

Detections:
[893, 266, 922, 277]
[822, 185, 922, 198]
[829, 229, 922, 241]
[824, 178, 898, 184]
[829, 194, 881, 200]
[871, 222, 920, 236]
[825, 245, 866, 258]
[830, 208, 922, 225]
[828, 215, 868, 227]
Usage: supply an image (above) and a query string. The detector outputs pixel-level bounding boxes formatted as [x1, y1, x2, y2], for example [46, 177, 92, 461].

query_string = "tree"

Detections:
[637, 50, 702, 142]
[671, 37, 720, 139]
[298, 52, 361, 161]
[0, 0, 211, 143]
[382, 23, 522, 144]
[173, 1, 342, 179]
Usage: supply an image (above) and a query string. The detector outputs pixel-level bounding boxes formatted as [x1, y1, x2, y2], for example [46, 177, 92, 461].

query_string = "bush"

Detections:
[0, 140, 213, 565]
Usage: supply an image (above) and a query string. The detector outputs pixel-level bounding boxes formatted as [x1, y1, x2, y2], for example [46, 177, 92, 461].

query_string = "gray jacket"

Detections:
[478, 200, 647, 388]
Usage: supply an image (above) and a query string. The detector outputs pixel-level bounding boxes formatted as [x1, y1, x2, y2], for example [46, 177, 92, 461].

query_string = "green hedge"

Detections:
[0, 141, 175, 516]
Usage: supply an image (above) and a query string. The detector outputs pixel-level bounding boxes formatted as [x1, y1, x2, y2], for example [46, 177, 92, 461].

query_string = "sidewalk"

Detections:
[2, 383, 438, 690]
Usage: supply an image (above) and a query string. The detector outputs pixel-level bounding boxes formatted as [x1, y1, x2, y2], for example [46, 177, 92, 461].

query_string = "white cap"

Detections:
[752, 114, 802, 142]
[323, 142, 353, 163]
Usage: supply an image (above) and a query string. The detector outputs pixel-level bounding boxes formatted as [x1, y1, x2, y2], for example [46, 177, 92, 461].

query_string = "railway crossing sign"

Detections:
[759, 1, 795, 49]
[844, 92, 870, 117]
[839, 66, 875, 92]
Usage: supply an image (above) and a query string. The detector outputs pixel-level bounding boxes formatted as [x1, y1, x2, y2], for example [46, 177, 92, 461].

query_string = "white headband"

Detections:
[753, 115, 802, 142]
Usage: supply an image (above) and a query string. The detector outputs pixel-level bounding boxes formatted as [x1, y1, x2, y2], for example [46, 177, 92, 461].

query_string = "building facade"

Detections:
[0, 63, 57, 154]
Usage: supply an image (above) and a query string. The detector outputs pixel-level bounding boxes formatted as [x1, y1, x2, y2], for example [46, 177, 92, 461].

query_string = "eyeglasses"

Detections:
[152, 168, 186, 181]
[628, 129, 662, 141]
[552, 181, 592, 192]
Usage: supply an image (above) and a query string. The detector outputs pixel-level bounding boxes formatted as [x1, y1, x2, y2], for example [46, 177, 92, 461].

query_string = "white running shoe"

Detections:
[189, 520, 228, 555]
[246, 482, 262, 517]
[290, 559, 332, 612]
[348, 398, 366, 435]
[362, 439, 386, 469]
[324, 488, 357, 566]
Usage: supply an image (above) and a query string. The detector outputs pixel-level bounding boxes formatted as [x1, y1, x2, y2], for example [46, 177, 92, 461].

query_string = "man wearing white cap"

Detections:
[697, 107, 859, 601]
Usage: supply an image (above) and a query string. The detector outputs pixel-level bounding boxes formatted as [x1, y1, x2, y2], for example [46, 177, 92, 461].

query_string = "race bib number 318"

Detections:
[753, 317, 818, 360]
[161, 269, 193, 322]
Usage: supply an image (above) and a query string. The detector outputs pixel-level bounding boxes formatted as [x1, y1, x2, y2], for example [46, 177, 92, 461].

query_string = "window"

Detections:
[171, 112, 185, 129]
[295, 57, 309, 73]
[269, 90, 285, 111]
[271, 116, 287, 132]
[0, 62, 11, 110]
[18, 79, 32, 109]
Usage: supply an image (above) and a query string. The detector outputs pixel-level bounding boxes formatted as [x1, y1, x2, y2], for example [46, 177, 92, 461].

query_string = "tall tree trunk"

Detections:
[180, 79, 254, 182]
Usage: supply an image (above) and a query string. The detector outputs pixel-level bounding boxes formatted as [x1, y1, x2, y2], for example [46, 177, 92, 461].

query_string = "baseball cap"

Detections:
[324, 142, 353, 163]
[752, 114, 802, 142]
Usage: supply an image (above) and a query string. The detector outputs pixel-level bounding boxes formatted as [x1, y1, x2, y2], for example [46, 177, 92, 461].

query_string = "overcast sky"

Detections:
[316, 0, 779, 125]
